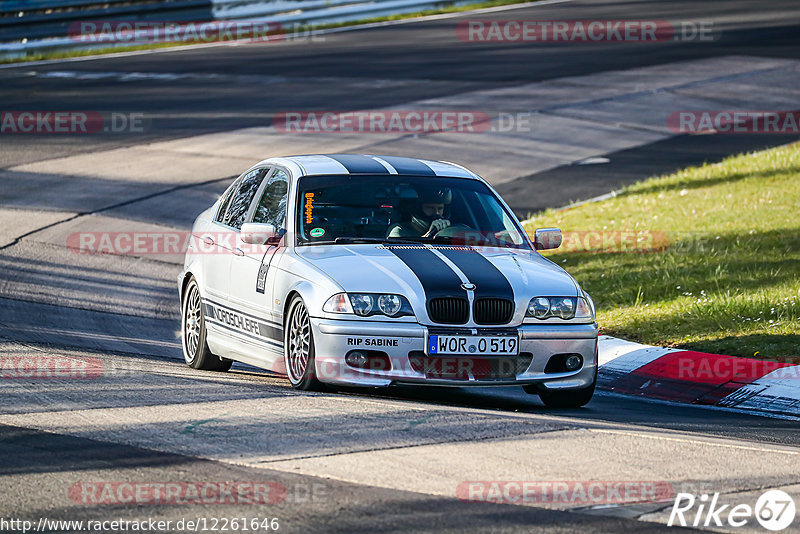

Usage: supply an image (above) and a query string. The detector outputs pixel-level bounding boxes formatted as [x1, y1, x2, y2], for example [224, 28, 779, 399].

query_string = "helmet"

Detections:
[420, 186, 452, 206]
[409, 186, 452, 232]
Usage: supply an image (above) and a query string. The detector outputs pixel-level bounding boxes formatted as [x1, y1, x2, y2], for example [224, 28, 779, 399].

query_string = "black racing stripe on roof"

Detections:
[376, 156, 436, 176]
[325, 154, 390, 174]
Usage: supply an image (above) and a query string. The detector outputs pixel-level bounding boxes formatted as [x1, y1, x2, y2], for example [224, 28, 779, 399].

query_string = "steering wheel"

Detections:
[432, 223, 479, 242]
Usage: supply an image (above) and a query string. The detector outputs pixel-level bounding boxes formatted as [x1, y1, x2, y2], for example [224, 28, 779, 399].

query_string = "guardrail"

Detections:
[211, 0, 458, 23]
[0, 1, 214, 42]
[0, 0, 468, 59]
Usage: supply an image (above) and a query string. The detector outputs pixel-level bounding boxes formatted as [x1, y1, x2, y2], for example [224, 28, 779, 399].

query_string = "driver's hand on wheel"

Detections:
[424, 218, 450, 237]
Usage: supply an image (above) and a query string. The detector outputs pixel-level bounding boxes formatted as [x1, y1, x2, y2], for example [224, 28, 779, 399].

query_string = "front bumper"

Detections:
[310, 318, 598, 390]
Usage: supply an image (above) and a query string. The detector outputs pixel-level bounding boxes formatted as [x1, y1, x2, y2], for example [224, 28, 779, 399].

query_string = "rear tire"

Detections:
[284, 296, 324, 391]
[181, 277, 232, 372]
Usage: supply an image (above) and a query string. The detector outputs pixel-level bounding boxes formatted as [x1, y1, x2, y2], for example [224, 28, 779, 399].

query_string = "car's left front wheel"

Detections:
[182, 277, 232, 372]
[524, 366, 597, 408]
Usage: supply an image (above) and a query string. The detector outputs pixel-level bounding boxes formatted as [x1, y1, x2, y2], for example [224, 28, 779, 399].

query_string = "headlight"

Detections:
[550, 297, 575, 319]
[377, 294, 402, 316]
[527, 297, 550, 319]
[351, 294, 374, 316]
[323, 293, 414, 318]
[525, 296, 595, 321]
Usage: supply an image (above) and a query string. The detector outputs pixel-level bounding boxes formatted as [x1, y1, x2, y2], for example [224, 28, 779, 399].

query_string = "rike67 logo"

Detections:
[668, 490, 796, 531]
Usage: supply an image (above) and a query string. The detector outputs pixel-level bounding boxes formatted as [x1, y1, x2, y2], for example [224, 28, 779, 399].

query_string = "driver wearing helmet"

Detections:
[387, 186, 452, 238]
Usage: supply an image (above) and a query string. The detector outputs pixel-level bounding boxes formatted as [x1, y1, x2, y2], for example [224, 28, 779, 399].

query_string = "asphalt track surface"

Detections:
[1, 0, 800, 532]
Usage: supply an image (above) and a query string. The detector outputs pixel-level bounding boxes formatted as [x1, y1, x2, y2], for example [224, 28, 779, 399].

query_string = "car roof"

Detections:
[258, 154, 480, 180]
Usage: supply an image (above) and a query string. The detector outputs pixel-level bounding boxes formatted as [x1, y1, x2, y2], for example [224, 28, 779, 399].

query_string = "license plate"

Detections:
[427, 335, 519, 356]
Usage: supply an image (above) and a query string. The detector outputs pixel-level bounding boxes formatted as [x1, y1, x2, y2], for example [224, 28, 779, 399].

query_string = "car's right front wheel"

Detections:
[284, 296, 324, 391]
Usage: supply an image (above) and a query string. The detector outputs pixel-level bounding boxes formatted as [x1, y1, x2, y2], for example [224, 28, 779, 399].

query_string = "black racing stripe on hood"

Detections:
[437, 248, 514, 301]
[385, 247, 464, 299]
[325, 154, 390, 174]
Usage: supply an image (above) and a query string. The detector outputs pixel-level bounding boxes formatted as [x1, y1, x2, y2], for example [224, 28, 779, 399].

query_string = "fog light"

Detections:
[565, 354, 583, 371]
[346, 351, 369, 368]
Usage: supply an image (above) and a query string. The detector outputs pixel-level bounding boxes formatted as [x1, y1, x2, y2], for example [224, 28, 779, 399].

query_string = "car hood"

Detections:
[295, 244, 579, 300]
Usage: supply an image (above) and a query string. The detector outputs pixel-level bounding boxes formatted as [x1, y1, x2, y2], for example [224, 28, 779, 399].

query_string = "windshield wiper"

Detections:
[331, 237, 420, 244]
[391, 236, 443, 244]
[396, 235, 519, 248]
[303, 236, 452, 245]
[299, 238, 388, 245]
[333, 237, 385, 244]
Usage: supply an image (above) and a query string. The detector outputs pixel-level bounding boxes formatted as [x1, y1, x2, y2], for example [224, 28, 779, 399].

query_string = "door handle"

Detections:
[203, 236, 214, 245]
[234, 248, 244, 256]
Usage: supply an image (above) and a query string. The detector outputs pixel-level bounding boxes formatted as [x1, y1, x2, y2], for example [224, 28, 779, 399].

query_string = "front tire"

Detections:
[535, 382, 595, 408]
[524, 367, 596, 408]
[284, 296, 324, 391]
[181, 277, 232, 372]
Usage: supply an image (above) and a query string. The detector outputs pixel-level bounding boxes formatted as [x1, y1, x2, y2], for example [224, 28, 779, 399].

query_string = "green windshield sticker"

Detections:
[309, 228, 325, 238]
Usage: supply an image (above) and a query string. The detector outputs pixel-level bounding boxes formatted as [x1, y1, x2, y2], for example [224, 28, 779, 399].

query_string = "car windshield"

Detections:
[296, 175, 529, 249]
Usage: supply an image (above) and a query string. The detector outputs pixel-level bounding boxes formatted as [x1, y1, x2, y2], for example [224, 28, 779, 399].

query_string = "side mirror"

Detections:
[533, 227, 562, 250]
[241, 223, 278, 245]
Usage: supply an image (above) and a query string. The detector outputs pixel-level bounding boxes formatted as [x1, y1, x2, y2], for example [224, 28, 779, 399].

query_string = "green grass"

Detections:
[523, 143, 800, 362]
[0, 0, 534, 65]
[0, 41, 194, 65]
